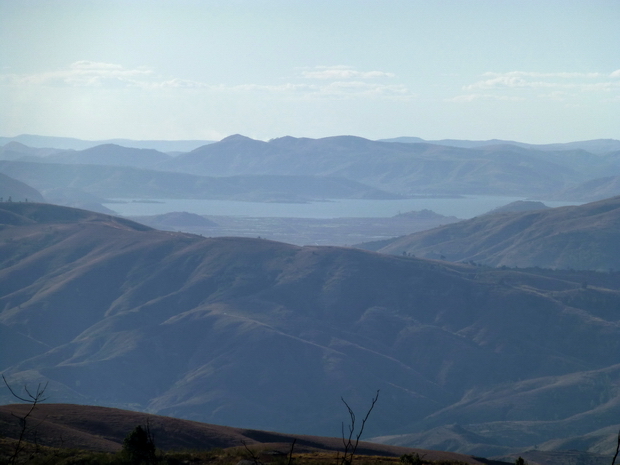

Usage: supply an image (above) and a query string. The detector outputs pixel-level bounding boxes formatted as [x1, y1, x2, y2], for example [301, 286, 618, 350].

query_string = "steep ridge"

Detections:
[1, 203, 620, 457]
[365, 196, 620, 271]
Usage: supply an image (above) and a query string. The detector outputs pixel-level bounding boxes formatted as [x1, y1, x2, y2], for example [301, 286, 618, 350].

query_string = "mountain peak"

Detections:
[2, 141, 30, 150]
[220, 134, 256, 142]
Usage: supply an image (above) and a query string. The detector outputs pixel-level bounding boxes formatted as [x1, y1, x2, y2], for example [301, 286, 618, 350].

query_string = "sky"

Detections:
[1, 0, 619, 143]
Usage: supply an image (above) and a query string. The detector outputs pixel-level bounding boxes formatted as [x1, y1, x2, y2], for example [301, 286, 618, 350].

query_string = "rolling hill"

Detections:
[0, 141, 65, 158]
[1, 202, 620, 459]
[361, 196, 620, 271]
[0, 173, 45, 203]
[546, 174, 620, 202]
[0, 142, 171, 169]
[0, 404, 503, 464]
[44, 143, 172, 168]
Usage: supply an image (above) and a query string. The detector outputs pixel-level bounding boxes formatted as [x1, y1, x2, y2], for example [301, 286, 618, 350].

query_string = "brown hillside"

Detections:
[370, 195, 620, 271]
[0, 173, 45, 203]
[1, 203, 620, 458]
[0, 404, 502, 464]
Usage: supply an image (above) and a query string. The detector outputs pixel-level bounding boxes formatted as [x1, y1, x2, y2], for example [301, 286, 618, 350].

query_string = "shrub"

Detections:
[121, 425, 157, 465]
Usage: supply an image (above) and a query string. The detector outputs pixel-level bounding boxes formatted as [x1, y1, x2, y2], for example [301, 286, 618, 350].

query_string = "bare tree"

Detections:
[287, 438, 296, 465]
[612, 429, 620, 465]
[2, 374, 48, 465]
[339, 390, 379, 465]
[241, 440, 262, 465]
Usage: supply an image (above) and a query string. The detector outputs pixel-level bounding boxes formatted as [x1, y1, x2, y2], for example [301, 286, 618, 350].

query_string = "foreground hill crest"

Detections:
[0, 403, 504, 464]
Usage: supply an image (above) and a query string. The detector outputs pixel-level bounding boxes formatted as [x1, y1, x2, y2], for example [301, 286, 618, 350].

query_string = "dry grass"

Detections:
[0, 405, 500, 465]
[0, 437, 475, 465]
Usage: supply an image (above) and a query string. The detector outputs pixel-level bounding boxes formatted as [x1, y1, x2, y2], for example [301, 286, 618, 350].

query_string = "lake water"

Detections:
[104, 196, 579, 219]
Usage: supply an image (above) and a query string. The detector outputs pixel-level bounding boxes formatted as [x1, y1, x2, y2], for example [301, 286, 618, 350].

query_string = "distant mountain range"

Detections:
[0, 160, 400, 204]
[379, 137, 620, 155]
[0, 135, 214, 152]
[3, 133, 619, 154]
[3, 135, 620, 202]
[160, 135, 620, 197]
[2, 202, 620, 460]
[358, 196, 620, 271]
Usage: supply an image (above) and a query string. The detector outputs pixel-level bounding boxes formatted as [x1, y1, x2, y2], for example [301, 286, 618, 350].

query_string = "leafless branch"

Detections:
[612, 429, 620, 465]
[2, 374, 49, 465]
[339, 390, 379, 465]
[242, 439, 262, 465]
[287, 438, 297, 465]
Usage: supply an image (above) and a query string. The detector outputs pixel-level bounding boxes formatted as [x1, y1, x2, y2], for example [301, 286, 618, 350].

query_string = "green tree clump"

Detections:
[121, 424, 157, 465]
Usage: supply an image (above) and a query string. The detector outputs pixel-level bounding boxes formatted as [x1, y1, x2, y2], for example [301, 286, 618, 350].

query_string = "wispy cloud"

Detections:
[0, 62, 414, 100]
[450, 70, 620, 103]
[292, 65, 412, 99]
[445, 93, 524, 103]
[0, 61, 153, 87]
[299, 65, 395, 80]
[464, 71, 616, 91]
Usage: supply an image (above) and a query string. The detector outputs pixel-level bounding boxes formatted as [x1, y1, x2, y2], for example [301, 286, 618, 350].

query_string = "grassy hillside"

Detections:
[364, 196, 620, 271]
[0, 404, 503, 464]
[1, 203, 620, 459]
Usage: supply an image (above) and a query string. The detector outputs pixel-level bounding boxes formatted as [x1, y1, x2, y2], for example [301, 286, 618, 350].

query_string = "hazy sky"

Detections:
[1, 0, 619, 143]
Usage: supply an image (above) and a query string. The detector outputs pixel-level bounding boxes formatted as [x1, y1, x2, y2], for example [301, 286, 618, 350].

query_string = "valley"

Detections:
[4, 1, 619, 462]
[2, 135, 620, 464]
[1, 202, 620, 464]
[128, 210, 460, 246]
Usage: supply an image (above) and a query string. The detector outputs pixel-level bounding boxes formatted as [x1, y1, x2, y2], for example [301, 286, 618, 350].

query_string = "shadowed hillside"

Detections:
[0, 160, 399, 202]
[0, 174, 45, 203]
[1, 203, 620, 459]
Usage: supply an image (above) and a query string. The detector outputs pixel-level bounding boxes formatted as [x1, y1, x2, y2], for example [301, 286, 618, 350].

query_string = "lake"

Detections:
[103, 196, 579, 219]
